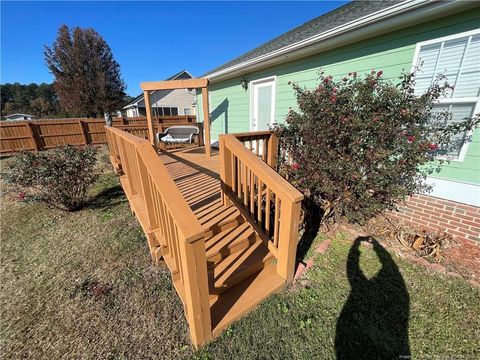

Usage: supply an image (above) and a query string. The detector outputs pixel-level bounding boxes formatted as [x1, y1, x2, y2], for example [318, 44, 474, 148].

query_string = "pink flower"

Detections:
[401, 109, 408, 116]
[407, 135, 415, 143]
[18, 192, 25, 201]
[291, 163, 300, 171]
[332, 87, 337, 93]
[377, 71, 383, 77]
[372, 116, 379, 122]
[330, 95, 337, 103]
[323, 77, 331, 84]
[428, 143, 438, 151]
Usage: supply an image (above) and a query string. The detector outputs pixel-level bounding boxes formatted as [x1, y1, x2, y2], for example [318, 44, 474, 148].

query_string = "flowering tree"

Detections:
[274, 70, 479, 224]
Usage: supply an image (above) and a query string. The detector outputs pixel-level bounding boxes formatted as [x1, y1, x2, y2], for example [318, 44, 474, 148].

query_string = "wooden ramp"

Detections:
[159, 147, 285, 336]
[106, 127, 303, 347]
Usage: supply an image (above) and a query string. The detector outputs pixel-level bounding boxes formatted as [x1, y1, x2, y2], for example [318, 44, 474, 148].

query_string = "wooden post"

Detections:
[25, 122, 39, 150]
[77, 119, 88, 145]
[276, 200, 302, 283]
[267, 132, 279, 169]
[178, 237, 212, 347]
[201, 87, 211, 157]
[219, 135, 232, 206]
[144, 90, 156, 148]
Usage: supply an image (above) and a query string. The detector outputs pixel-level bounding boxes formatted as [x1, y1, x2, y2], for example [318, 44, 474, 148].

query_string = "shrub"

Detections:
[5, 145, 98, 211]
[274, 70, 479, 224]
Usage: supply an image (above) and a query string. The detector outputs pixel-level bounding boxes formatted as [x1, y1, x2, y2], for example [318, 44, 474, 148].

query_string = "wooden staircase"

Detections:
[106, 127, 303, 348]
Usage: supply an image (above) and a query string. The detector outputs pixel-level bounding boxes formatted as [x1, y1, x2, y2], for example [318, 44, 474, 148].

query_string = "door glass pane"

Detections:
[257, 85, 272, 130]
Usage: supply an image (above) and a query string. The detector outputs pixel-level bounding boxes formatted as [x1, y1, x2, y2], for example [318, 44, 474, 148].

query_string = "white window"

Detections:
[412, 29, 480, 161]
[184, 108, 191, 115]
[152, 106, 179, 116]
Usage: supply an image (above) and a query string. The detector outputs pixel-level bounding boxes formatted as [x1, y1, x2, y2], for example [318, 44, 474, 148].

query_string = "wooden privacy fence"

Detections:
[219, 132, 304, 282]
[0, 115, 197, 154]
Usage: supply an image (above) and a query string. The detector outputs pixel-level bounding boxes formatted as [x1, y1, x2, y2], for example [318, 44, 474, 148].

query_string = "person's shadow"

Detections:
[335, 237, 410, 359]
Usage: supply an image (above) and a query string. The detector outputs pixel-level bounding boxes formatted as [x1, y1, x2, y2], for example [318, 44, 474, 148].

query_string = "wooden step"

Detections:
[208, 240, 274, 297]
[210, 263, 285, 336]
[205, 222, 256, 263]
[201, 204, 243, 236]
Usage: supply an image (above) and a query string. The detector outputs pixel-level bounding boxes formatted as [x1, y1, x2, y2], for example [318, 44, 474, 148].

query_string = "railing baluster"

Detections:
[250, 171, 255, 216]
[257, 179, 263, 227]
[273, 195, 280, 247]
[242, 162, 248, 206]
[265, 188, 271, 234]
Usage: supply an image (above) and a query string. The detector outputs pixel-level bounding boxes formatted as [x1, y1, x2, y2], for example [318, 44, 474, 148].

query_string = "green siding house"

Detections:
[198, 0, 480, 243]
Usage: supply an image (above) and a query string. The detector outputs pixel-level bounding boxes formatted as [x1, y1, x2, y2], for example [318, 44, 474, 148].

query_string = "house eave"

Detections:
[206, 0, 475, 84]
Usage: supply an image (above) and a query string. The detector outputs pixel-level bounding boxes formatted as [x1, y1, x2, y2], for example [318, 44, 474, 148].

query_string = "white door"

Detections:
[251, 77, 276, 131]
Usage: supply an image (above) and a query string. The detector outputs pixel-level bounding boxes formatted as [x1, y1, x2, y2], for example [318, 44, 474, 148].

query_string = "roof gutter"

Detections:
[207, 0, 476, 83]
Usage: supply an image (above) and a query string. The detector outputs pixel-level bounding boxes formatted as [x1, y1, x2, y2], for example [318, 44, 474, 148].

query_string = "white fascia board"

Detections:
[207, 0, 475, 83]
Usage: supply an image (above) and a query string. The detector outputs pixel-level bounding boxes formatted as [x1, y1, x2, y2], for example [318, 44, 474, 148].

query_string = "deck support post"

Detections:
[201, 87, 211, 158]
[144, 90, 156, 149]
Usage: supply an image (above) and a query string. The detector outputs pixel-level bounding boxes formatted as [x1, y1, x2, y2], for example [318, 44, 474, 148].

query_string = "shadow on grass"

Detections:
[335, 237, 410, 359]
[296, 198, 324, 262]
[87, 185, 126, 210]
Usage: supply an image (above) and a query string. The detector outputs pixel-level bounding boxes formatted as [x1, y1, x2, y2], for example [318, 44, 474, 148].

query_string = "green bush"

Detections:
[274, 70, 479, 223]
[6, 145, 98, 211]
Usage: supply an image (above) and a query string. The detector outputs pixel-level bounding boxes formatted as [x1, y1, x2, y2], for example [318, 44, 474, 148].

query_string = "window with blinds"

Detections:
[413, 30, 480, 160]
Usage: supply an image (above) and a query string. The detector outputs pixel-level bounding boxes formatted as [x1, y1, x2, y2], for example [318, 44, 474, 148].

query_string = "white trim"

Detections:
[207, 1, 475, 82]
[426, 177, 480, 207]
[249, 76, 277, 132]
[411, 28, 480, 162]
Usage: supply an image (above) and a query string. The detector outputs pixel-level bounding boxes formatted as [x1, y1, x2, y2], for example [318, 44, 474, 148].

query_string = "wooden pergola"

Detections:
[140, 78, 211, 157]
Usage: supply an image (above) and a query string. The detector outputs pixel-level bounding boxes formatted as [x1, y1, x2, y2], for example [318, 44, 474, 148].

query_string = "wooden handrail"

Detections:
[105, 127, 212, 346]
[223, 134, 303, 203]
[219, 133, 304, 282]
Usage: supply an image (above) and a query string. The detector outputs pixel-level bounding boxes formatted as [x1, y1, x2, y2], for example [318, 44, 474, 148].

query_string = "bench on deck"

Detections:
[156, 125, 200, 149]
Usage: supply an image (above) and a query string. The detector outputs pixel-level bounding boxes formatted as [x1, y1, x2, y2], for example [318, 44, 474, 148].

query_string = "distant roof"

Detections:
[5, 113, 35, 118]
[204, 0, 405, 76]
[123, 70, 194, 108]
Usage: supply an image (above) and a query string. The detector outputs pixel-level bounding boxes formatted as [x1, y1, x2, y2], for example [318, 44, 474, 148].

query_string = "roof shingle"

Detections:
[204, 0, 404, 76]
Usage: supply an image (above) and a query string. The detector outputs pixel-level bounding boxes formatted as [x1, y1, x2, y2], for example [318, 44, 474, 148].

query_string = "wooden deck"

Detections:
[159, 147, 284, 334]
[106, 127, 303, 347]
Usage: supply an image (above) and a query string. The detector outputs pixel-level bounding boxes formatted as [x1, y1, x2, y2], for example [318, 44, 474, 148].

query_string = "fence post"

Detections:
[77, 119, 88, 145]
[25, 122, 39, 151]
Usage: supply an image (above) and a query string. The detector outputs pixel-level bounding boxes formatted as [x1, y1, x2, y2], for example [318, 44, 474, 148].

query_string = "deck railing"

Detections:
[105, 127, 212, 346]
[219, 132, 304, 282]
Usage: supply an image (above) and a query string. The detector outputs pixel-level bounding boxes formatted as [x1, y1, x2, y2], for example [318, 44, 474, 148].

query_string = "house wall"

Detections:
[390, 194, 480, 245]
[197, 9, 480, 243]
[198, 9, 479, 187]
[137, 89, 195, 115]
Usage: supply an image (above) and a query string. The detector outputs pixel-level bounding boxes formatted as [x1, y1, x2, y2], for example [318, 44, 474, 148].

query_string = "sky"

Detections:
[1, 1, 347, 96]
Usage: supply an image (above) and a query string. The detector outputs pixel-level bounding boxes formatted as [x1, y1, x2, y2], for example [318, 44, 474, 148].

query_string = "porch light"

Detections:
[240, 76, 248, 91]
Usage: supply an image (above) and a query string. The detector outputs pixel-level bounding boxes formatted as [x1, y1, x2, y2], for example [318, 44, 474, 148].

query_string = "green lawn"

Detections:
[1, 156, 479, 359]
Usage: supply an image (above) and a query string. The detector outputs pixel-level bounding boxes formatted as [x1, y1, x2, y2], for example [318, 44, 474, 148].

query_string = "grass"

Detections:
[1, 150, 479, 359]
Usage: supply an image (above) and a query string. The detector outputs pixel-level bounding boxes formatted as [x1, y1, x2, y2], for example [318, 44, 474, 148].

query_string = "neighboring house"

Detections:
[198, 1, 480, 244]
[4, 113, 36, 121]
[122, 70, 196, 117]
